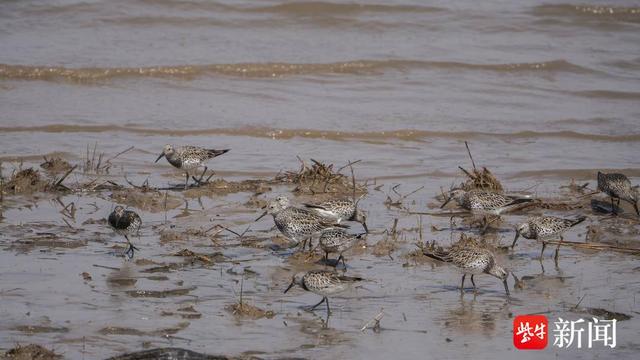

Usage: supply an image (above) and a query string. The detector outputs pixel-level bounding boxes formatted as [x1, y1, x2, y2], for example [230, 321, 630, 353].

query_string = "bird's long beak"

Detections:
[511, 231, 520, 249]
[503, 279, 510, 296]
[155, 152, 165, 163]
[440, 196, 452, 209]
[284, 279, 295, 294]
[361, 219, 369, 234]
[255, 210, 268, 222]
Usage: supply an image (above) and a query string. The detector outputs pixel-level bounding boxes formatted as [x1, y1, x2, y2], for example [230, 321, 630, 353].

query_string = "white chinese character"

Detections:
[553, 318, 585, 348]
[588, 318, 616, 348]
[516, 321, 534, 343]
[534, 322, 546, 340]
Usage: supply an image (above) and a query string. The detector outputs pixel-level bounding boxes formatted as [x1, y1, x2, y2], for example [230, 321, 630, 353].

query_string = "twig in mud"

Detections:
[577, 190, 600, 199]
[385, 185, 424, 209]
[53, 165, 77, 189]
[361, 308, 384, 332]
[59, 201, 76, 219]
[464, 141, 476, 171]
[93, 264, 120, 271]
[337, 159, 362, 173]
[350, 162, 356, 202]
[104, 145, 134, 164]
[544, 239, 640, 255]
[124, 174, 152, 191]
[571, 294, 587, 310]
[390, 218, 399, 239]
[62, 218, 75, 230]
[208, 224, 250, 239]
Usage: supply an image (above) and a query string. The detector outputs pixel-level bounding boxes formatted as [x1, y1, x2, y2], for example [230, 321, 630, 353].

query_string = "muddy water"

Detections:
[1, 0, 640, 359]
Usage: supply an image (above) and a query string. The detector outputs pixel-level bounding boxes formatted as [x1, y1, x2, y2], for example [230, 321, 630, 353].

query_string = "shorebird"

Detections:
[108, 206, 141, 259]
[303, 197, 368, 233]
[513, 216, 586, 264]
[155, 144, 229, 189]
[284, 270, 363, 313]
[256, 196, 345, 249]
[441, 189, 533, 232]
[597, 172, 638, 216]
[318, 228, 365, 267]
[422, 241, 509, 296]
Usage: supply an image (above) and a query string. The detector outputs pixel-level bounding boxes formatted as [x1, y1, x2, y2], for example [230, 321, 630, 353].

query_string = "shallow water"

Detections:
[1, 0, 639, 359]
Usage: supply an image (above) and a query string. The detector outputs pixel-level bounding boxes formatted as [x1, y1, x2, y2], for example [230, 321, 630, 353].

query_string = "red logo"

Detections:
[514, 315, 548, 350]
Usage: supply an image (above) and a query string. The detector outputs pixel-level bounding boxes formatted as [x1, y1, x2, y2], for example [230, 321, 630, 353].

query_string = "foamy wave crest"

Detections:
[0, 60, 596, 82]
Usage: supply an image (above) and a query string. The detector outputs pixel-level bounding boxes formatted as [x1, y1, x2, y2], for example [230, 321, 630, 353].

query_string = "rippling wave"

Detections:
[0, 60, 595, 82]
[533, 4, 640, 23]
[137, 0, 443, 14]
[1, 124, 637, 143]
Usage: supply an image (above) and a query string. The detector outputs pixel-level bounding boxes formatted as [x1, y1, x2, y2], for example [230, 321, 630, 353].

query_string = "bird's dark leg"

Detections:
[184, 172, 190, 190]
[325, 297, 331, 314]
[480, 216, 489, 235]
[554, 235, 563, 265]
[200, 166, 208, 183]
[610, 196, 617, 215]
[338, 254, 347, 268]
[471, 275, 477, 292]
[324, 251, 329, 263]
[310, 297, 326, 311]
[193, 166, 208, 184]
[539, 242, 547, 273]
[124, 235, 138, 259]
[460, 274, 466, 292]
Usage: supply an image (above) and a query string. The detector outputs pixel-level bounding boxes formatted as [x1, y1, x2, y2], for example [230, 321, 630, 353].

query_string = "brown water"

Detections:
[1, 0, 640, 359]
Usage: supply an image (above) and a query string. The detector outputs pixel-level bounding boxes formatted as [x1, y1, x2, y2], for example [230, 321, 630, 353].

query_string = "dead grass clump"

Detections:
[3, 164, 77, 195]
[5, 168, 49, 193]
[40, 157, 72, 174]
[227, 302, 275, 320]
[459, 166, 503, 192]
[457, 141, 503, 192]
[3, 344, 61, 360]
[276, 158, 366, 195]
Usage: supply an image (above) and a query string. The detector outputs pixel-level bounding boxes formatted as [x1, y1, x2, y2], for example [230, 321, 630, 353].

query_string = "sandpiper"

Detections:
[597, 172, 638, 216]
[441, 189, 533, 232]
[513, 216, 586, 263]
[303, 197, 368, 233]
[423, 241, 509, 296]
[155, 144, 229, 189]
[108, 206, 141, 259]
[318, 228, 365, 267]
[255, 196, 345, 249]
[284, 270, 363, 313]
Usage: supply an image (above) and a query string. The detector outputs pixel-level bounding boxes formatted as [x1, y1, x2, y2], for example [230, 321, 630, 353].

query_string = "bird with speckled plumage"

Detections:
[513, 215, 586, 264]
[284, 270, 363, 313]
[441, 189, 533, 232]
[303, 197, 368, 233]
[597, 172, 638, 216]
[155, 144, 229, 189]
[108, 205, 141, 259]
[422, 240, 509, 296]
[256, 196, 345, 250]
[318, 228, 365, 267]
